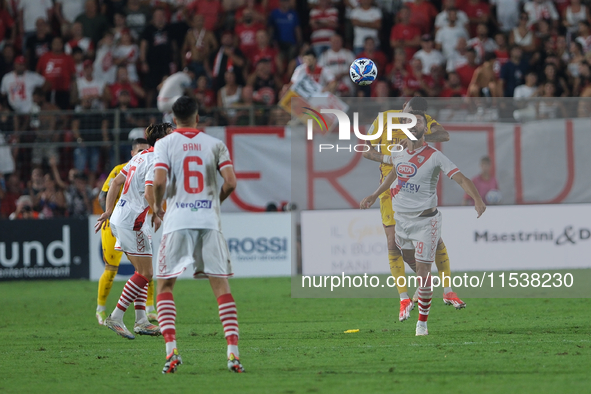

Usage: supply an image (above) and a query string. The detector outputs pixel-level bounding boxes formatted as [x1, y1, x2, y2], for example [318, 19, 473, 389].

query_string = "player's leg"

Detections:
[104, 226, 155, 339]
[129, 255, 160, 335]
[200, 229, 244, 373]
[145, 279, 158, 323]
[96, 221, 122, 325]
[412, 211, 443, 336]
[157, 277, 182, 374]
[437, 238, 466, 309]
[155, 230, 196, 374]
[380, 193, 414, 322]
[415, 260, 433, 336]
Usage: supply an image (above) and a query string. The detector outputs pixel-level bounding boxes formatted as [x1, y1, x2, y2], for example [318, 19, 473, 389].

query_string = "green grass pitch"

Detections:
[1, 277, 590, 393]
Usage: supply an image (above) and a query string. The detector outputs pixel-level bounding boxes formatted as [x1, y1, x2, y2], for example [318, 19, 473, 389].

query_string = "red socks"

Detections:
[217, 293, 239, 346]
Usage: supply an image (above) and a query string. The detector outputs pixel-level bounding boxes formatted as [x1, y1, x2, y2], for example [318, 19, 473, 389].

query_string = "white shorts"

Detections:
[111, 222, 153, 257]
[157, 95, 182, 113]
[156, 229, 233, 279]
[394, 210, 442, 264]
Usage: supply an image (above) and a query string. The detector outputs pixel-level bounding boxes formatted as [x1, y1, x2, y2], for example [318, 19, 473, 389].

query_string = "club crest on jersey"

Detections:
[417, 155, 425, 164]
[396, 162, 418, 178]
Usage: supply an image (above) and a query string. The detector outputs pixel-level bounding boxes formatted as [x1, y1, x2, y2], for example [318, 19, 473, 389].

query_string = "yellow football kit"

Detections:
[97, 163, 155, 312]
[367, 110, 439, 226]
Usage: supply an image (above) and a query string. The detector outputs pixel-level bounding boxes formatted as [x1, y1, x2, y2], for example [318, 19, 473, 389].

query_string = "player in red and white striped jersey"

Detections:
[309, 0, 338, 56]
[95, 123, 172, 340]
[361, 112, 486, 336]
[151, 96, 242, 374]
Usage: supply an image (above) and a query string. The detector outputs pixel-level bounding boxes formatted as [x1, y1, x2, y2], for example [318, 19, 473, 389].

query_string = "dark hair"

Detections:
[72, 46, 83, 55]
[481, 156, 491, 164]
[132, 138, 149, 150]
[172, 96, 198, 123]
[407, 96, 428, 112]
[304, 49, 316, 58]
[145, 123, 172, 146]
[409, 110, 427, 126]
[483, 51, 497, 62]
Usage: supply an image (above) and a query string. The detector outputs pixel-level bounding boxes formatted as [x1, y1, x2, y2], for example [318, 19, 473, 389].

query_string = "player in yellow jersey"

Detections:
[95, 138, 157, 325]
[363, 97, 466, 322]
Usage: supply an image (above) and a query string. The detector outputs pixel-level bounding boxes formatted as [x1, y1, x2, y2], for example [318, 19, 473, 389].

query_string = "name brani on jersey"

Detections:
[390, 144, 460, 213]
[154, 128, 233, 234]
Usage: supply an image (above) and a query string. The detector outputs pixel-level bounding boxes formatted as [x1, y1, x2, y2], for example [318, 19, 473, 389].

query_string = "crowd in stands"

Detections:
[1, 0, 591, 219]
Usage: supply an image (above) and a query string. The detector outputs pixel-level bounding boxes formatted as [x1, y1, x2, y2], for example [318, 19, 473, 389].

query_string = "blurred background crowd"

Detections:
[0, 0, 588, 219]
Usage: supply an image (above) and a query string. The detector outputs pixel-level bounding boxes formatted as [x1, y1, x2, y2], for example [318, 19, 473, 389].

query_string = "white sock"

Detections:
[135, 308, 147, 323]
[227, 345, 239, 359]
[111, 306, 124, 320]
[417, 320, 427, 328]
[444, 287, 452, 294]
[96, 305, 106, 312]
[399, 292, 409, 300]
[166, 341, 177, 356]
[146, 305, 155, 313]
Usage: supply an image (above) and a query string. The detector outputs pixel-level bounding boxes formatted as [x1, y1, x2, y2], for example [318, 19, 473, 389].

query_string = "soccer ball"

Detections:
[485, 189, 503, 205]
[349, 58, 378, 86]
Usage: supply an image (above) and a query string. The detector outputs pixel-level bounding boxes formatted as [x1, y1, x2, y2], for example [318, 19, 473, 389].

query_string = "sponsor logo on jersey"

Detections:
[396, 162, 418, 178]
[175, 200, 212, 211]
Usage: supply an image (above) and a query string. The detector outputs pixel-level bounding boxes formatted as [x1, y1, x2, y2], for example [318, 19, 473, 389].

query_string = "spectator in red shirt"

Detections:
[403, 57, 433, 97]
[390, 6, 421, 60]
[309, 0, 338, 57]
[105, 65, 146, 108]
[407, 0, 439, 35]
[0, 2, 15, 50]
[235, 9, 265, 57]
[385, 48, 408, 96]
[249, 30, 282, 74]
[440, 71, 468, 97]
[461, 0, 490, 37]
[358, 37, 387, 72]
[456, 48, 478, 89]
[187, 0, 222, 32]
[36, 36, 76, 110]
[235, 0, 266, 25]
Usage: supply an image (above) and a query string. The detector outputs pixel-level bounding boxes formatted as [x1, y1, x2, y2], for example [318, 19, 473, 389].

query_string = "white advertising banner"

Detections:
[89, 212, 293, 281]
[301, 205, 591, 276]
[301, 209, 390, 276]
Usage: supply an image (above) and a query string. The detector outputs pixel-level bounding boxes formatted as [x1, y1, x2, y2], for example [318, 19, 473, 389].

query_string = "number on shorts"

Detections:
[183, 156, 204, 194]
[122, 166, 137, 194]
[416, 241, 424, 254]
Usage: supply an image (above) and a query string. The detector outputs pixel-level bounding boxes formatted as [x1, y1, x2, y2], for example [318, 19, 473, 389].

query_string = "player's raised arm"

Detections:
[95, 172, 125, 232]
[360, 169, 397, 209]
[451, 172, 486, 218]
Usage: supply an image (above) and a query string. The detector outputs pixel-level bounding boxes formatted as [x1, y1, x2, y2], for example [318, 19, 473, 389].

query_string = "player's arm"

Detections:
[94, 173, 125, 232]
[451, 172, 486, 218]
[424, 123, 450, 142]
[360, 169, 397, 209]
[219, 166, 237, 203]
[153, 168, 167, 220]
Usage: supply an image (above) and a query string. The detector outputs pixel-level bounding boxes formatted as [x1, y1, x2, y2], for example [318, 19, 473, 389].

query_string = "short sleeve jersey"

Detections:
[367, 109, 438, 184]
[153, 128, 233, 234]
[390, 143, 460, 213]
[109, 148, 156, 231]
